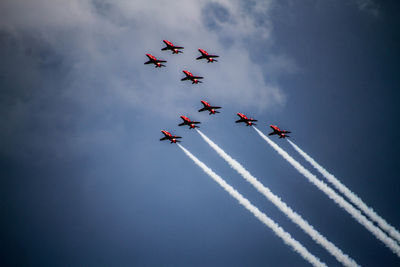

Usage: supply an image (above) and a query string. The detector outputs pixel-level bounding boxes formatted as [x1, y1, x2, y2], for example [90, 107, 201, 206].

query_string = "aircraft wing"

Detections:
[181, 77, 189, 81]
[192, 121, 201, 124]
[210, 106, 221, 109]
[208, 55, 219, 58]
[249, 119, 258, 122]
[282, 130, 291, 133]
[235, 119, 244, 123]
[173, 136, 182, 139]
[198, 108, 207, 112]
[160, 137, 168, 141]
[268, 132, 276, 136]
[174, 46, 184, 49]
[196, 56, 204, 60]
[158, 60, 167, 63]
[193, 76, 204, 79]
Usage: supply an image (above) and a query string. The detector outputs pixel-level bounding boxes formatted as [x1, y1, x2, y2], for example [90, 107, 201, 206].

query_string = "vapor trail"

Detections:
[253, 127, 400, 257]
[177, 144, 326, 267]
[196, 130, 357, 266]
[288, 139, 400, 244]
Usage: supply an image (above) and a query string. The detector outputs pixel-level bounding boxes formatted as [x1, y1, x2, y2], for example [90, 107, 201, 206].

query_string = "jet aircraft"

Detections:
[268, 125, 291, 138]
[144, 54, 167, 68]
[161, 40, 184, 54]
[160, 130, 182, 143]
[181, 70, 203, 84]
[179, 116, 201, 129]
[198, 100, 221, 115]
[235, 113, 257, 126]
[196, 49, 219, 63]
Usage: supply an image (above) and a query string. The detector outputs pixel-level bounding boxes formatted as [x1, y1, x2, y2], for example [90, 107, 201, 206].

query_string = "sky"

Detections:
[1, 0, 399, 266]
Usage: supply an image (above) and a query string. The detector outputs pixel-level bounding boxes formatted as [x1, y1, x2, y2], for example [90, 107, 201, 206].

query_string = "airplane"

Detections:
[181, 70, 203, 84]
[235, 113, 257, 126]
[198, 100, 221, 115]
[144, 53, 167, 68]
[179, 116, 201, 129]
[160, 130, 182, 143]
[161, 40, 184, 54]
[268, 125, 291, 138]
[196, 49, 219, 63]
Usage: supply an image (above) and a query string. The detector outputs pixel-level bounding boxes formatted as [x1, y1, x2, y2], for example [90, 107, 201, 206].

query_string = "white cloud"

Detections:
[0, 0, 290, 119]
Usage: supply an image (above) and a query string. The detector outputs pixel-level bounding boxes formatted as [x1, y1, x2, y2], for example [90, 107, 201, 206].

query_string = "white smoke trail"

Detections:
[253, 127, 400, 257]
[177, 144, 326, 267]
[288, 139, 400, 244]
[196, 129, 358, 266]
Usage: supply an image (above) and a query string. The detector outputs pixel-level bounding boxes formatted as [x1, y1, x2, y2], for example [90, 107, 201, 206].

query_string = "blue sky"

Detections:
[1, 0, 399, 266]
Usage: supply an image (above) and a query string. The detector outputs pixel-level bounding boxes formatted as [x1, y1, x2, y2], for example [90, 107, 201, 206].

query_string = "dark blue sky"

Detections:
[1, 1, 399, 266]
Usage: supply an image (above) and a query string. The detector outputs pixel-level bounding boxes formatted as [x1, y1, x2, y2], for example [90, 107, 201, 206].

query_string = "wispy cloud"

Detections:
[354, 0, 380, 17]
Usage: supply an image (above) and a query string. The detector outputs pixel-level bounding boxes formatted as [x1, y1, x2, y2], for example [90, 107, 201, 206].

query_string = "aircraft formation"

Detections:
[147, 40, 400, 266]
[144, 40, 291, 143]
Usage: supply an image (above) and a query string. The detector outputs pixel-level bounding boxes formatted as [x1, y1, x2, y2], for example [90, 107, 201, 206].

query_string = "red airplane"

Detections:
[268, 125, 291, 138]
[181, 70, 203, 84]
[179, 116, 201, 129]
[235, 113, 257, 126]
[198, 100, 221, 115]
[160, 130, 182, 143]
[196, 49, 219, 63]
[144, 53, 167, 68]
[161, 40, 184, 54]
